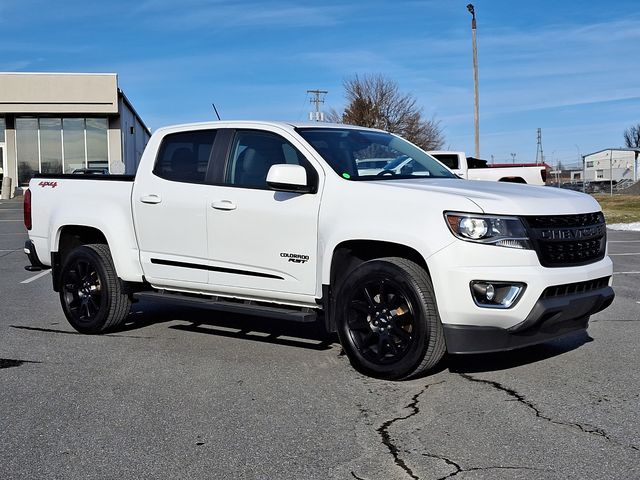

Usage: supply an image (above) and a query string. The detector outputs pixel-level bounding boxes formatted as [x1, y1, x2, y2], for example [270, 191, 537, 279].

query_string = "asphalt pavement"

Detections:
[0, 195, 638, 480]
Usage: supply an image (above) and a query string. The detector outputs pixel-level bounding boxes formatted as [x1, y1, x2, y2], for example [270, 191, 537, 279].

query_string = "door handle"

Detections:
[140, 194, 162, 204]
[211, 200, 237, 211]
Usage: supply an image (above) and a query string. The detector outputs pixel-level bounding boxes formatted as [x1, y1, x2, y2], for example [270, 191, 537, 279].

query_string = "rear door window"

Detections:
[153, 130, 217, 183]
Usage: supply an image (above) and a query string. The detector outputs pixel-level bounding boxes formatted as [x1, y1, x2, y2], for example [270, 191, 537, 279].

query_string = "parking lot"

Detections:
[1, 195, 638, 480]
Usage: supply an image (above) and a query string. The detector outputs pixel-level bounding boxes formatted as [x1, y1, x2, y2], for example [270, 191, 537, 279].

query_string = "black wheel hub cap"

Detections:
[62, 259, 103, 322]
[346, 279, 416, 365]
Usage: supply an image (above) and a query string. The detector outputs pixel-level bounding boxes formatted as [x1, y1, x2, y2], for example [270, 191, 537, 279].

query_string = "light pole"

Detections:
[467, 4, 480, 159]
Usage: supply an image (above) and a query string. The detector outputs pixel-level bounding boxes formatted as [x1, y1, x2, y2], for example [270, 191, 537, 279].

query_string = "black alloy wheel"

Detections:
[62, 258, 103, 323]
[345, 277, 417, 365]
[336, 257, 445, 380]
[59, 244, 131, 334]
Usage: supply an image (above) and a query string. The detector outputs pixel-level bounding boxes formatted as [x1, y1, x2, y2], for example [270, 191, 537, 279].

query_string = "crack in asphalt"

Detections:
[422, 453, 546, 480]
[350, 471, 369, 480]
[460, 373, 640, 452]
[376, 381, 444, 480]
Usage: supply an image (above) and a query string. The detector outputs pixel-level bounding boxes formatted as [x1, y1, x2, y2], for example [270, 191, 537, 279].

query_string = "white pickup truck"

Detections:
[426, 151, 548, 185]
[24, 121, 613, 379]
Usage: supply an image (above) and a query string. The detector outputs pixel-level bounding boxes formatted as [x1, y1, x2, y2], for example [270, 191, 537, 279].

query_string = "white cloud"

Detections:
[132, 1, 350, 29]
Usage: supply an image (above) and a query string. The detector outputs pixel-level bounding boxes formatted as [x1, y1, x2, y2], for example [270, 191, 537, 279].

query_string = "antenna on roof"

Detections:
[211, 103, 221, 121]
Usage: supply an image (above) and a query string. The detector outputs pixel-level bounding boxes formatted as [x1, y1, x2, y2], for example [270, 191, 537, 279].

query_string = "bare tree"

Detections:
[328, 74, 444, 150]
[624, 124, 640, 148]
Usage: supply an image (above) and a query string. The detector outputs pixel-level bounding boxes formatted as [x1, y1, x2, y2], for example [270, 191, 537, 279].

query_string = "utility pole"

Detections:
[535, 128, 544, 165]
[510, 153, 516, 164]
[307, 89, 328, 122]
[610, 149, 613, 196]
[467, 4, 480, 159]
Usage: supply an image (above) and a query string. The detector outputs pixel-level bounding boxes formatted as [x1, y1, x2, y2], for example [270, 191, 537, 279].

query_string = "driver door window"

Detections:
[224, 130, 317, 189]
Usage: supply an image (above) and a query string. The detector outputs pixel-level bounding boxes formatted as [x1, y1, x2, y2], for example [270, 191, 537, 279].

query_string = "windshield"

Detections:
[296, 127, 456, 180]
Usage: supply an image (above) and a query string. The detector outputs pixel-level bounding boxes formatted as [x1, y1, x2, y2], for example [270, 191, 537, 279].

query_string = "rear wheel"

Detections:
[335, 257, 445, 380]
[59, 244, 131, 334]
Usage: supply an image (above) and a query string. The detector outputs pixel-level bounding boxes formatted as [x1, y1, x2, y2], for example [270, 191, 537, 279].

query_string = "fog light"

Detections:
[470, 281, 526, 309]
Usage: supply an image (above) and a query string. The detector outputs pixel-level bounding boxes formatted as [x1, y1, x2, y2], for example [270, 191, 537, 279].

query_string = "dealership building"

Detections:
[0, 72, 150, 197]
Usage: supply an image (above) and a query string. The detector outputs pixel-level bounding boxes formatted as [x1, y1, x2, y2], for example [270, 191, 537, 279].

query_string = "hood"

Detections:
[368, 178, 601, 216]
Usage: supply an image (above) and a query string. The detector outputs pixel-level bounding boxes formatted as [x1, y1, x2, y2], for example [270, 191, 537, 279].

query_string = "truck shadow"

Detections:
[446, 330, 593, 374]
[120, 297, 337, 352]
[119, 298, 592, 373]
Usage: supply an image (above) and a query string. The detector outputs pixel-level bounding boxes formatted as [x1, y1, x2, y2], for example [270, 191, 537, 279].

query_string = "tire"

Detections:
[335, 257, 446, 380]
[59, 243, 131, 334]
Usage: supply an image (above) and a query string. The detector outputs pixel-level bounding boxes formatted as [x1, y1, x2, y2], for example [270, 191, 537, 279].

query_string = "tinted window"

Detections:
[225, 130, 317, 189]
[431, 154, 459, 169]
[154, 130, 216, 183]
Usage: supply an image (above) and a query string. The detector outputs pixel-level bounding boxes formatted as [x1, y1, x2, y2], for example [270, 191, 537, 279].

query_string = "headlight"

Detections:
[445, 212, 531, 249]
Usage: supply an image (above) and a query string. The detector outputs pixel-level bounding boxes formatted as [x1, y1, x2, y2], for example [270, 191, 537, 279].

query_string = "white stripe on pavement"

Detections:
[613, 271, 640, 275]
[0, 220, 22, 222]
[21, 270, 51, 284]
[608, 240, 640, 243]
[608, 253, 640, 256]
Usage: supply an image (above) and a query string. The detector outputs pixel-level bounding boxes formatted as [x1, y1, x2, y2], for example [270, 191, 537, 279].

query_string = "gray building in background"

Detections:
[0, 72, 150, 197]
[583, 148, 640, 183]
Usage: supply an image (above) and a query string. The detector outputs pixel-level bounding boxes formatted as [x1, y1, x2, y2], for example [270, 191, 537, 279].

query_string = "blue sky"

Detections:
[1, 0, 638, 167]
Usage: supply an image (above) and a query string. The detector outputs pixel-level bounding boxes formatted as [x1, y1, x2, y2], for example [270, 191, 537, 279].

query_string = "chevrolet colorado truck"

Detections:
[24, 121, 614, 379]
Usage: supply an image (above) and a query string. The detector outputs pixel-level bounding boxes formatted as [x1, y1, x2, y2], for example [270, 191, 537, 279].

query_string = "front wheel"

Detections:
[335, 257, 445, 380]
[59, 244, 131, 334]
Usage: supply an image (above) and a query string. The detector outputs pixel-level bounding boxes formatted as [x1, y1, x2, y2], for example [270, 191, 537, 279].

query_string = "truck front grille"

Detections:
[523, 212, 606, 267]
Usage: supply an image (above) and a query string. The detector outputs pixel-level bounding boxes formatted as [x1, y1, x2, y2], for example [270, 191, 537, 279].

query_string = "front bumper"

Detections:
[427, 240, 615, 354]
[443, 284, 614, 354]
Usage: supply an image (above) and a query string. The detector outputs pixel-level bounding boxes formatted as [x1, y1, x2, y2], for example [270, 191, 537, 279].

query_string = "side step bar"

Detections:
[138, 291, 319, 323]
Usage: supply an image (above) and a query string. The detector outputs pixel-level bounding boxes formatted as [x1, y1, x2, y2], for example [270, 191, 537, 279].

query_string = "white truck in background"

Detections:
[428, 151, 548, 185]
[24, 121, 612, 380]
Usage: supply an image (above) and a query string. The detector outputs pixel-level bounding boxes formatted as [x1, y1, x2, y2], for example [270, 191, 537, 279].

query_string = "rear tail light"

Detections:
[24, 189, 32, 230]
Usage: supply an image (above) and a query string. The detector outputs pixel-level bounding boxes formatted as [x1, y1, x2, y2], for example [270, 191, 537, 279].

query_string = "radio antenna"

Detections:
[211, 103, 221, 120]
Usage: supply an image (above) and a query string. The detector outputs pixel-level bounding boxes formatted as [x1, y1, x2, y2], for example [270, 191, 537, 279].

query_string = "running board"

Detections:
[138, 291, 318, 323]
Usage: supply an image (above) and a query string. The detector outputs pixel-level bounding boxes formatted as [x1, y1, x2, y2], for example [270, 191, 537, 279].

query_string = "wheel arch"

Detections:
[322, 239, 430, 333]
[329, 240, 429, 286]
[51, 224, 144, 291]
[52, 225, 109, 292]
[499, 176, 527, 183]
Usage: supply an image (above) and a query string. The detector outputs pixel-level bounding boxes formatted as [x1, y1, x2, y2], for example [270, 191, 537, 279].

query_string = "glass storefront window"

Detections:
[15, 116, 110, 183]
[16, 118, 40, 186]
[0, 117, 5, 143]
[39, 118, 63, 175]
[86, 118, 108, 170]
[63, 118, 86, 173]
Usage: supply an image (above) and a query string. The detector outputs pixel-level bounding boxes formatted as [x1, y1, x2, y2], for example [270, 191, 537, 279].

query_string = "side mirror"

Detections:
[266, 164, 312, 193]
